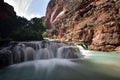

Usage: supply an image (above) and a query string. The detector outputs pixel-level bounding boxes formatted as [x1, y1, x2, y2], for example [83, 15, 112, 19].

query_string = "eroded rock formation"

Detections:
[46, 0, 120, 51]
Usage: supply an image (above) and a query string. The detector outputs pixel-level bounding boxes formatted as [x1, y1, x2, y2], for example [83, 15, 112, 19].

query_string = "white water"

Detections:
[0, 40, 83, 65]
[1, 0, 120, 79]
[0, 40, 120, 80]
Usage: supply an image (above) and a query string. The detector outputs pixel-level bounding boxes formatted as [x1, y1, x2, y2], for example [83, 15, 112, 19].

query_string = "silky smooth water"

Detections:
[0, 40, 120, 80]
[0, 40, 82, 66]
[0, 51, 120, 80]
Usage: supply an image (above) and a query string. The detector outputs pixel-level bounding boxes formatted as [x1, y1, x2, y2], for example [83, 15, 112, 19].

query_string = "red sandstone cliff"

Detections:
[46, 0, 120, 52]
[0, 0, 16, 20]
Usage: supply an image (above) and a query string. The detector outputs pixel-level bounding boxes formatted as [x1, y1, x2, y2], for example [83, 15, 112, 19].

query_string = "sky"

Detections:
[4, 0, 50, 20]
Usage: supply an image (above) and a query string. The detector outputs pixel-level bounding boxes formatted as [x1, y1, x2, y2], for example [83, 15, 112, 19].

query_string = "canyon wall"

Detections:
[46, 0, 120, 51]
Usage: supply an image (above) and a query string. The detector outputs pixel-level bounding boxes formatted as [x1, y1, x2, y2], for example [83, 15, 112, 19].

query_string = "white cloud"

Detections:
[4, 0, 15, 7]
[25, 13, 41, 20]
[4, 0, 41, 20]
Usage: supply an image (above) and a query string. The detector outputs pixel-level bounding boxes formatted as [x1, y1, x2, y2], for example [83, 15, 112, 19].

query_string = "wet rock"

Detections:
[0, 48, 12, 68]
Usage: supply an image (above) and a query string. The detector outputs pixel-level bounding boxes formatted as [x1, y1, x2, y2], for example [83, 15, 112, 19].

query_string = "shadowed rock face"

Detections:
[46, 0, 120, 52]
[0, 0, 16, 20]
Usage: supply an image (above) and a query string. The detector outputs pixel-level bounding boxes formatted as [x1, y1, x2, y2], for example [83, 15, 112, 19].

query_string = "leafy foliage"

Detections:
[0, 16, 47, 42]
[42, 32, 48, 38]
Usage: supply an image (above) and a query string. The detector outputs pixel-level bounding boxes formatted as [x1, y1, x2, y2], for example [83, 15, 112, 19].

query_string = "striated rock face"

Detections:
[0, 0, 16, 20]
[46, 0, 120, 52]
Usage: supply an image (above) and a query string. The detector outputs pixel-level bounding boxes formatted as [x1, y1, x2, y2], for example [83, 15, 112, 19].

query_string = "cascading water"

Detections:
[57, 46, 82, 58]
[0, 40, 83, 66]
[0, 40, 120, 80]
[1, 0, 120, 79]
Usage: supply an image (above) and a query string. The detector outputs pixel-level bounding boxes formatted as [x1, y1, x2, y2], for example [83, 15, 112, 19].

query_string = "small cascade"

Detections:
[57, 46, 82, 59]
[0, 40, 84, 67]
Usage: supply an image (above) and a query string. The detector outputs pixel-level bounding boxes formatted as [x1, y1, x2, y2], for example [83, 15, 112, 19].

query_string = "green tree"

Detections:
[0, 15, 47, 41]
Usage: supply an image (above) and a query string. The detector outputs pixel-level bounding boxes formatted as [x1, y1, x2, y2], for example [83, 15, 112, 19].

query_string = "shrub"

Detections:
[42, 32, 48, 38]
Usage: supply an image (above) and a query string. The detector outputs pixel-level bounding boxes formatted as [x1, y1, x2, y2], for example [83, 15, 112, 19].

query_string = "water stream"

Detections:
[0, 40, 120, 80]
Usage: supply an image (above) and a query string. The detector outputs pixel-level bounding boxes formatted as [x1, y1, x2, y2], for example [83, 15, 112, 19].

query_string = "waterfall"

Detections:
[1, 40, 120, 80]
[0, 40, 84, 67]
[57, 46, 81, 59]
